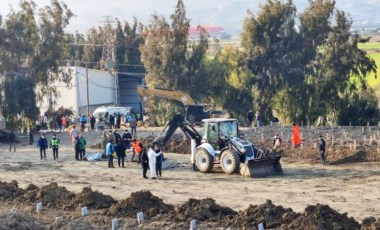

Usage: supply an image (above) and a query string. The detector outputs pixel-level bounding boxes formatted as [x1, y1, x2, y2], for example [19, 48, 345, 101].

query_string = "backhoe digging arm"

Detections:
[156, 113, 202, 149]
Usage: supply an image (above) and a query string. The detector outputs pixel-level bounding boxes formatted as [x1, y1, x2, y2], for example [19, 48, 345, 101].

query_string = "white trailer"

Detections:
[40, 66, 115, 116]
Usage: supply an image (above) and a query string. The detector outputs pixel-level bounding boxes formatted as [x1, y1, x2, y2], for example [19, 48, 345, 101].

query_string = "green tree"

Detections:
[116, 18, 145, 73]
[140, 0, 211, 124]
[240, 0, 378, 125]
[3, 74, 39, 129]
[32, 0, 73, 104]
[0, 0, 74, 128]
[314, 10, 377, 125]
[241, 0, 300, 123]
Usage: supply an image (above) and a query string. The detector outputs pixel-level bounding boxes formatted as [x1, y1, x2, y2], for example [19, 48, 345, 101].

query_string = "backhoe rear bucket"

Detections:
[240, 156, 283, 177]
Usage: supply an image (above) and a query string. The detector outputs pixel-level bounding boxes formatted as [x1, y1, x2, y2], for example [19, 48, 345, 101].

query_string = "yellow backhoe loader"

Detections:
[156, 113, 283, 177]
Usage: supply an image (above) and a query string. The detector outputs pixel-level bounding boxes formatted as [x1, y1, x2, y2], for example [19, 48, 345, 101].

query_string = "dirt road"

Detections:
[0, 129, 379, 223]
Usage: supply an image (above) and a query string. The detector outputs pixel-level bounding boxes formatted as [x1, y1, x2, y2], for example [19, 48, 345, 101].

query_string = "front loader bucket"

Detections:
[240, 156, 283, 178]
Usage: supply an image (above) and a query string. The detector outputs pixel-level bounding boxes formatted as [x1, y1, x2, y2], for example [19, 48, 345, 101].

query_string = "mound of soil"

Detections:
[220, 199, 298, 229]
[0, 180, 25, 200]
[165, 134, 191, 154]
[15, 182, 75, 209]
[108, 190, 173, 217]
[70, 186, 116, 209]
[173, 198, 237, 222]
[329, 150, 371, 165]
[142, 134, 190, 154]
[361, 216, 380, 230]
[25, 183, 38, 191]
[141, 135, 155, 149]
[0, 212, 46, 230]
[285, 203, 360, 230]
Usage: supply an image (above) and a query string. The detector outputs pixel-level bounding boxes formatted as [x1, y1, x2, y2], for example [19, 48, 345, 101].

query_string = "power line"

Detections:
[69, 43, 103, 47]
[59, 60, 145, 67]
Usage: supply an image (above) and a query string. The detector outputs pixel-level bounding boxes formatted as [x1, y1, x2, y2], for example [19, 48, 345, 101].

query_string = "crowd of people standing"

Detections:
[6, 108, 166, 181]
[101, 127, 163, 179]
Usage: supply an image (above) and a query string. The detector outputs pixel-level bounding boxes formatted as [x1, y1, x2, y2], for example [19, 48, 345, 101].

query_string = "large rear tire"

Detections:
[195, 149, 213, 173]
[220, 150, 240, 174]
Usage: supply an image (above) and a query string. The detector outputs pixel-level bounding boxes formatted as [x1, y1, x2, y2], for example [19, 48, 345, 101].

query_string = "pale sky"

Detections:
[0, 0, 378, 34]
[0, 0, 263, 33]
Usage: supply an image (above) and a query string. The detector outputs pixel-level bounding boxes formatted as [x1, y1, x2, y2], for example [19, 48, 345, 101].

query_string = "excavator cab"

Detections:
[202, 119, 238, 151]
[204, 123, 219, 150]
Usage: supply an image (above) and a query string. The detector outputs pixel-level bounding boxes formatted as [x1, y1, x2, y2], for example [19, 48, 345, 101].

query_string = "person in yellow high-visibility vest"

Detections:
[49, 133, 60, 160]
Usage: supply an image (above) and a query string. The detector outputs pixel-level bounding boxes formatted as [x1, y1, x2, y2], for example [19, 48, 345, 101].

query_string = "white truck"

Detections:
[92, 106, 133, 129]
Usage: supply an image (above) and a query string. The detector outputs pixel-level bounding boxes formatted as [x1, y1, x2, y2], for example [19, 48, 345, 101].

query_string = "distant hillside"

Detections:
[187, 0, 380, 35]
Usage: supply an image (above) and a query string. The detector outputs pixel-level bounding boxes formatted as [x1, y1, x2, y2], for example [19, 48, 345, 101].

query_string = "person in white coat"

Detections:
[148, 142, 162, 179]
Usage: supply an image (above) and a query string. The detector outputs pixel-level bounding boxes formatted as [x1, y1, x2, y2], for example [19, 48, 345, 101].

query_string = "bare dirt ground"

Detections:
[0, 126, 379, 229]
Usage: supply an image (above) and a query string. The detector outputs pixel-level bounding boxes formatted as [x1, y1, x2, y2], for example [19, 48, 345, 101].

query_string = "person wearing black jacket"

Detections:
[246, 110, 254, 128]
[319, 135, 326, 164]
[155, 145, 163, 177]
[8, 130, 17, 152]
[74, 136, 81, 160]
[115, 140, 126, 168]
[122, 129, 132, 148]
[90, 115, 96, 131]
[113, 130, 122, 144]
[37, 133, 48, 160]
[141, 148, 149, 179]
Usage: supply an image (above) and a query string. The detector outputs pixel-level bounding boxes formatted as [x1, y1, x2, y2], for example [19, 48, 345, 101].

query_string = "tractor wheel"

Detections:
[195, 149, 213, 173]
[220, 150, 240, 174]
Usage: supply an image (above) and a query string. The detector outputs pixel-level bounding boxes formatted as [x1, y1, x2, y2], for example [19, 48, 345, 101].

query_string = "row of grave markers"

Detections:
[9, 203, 267, 230]
[253, 128, 380, 151]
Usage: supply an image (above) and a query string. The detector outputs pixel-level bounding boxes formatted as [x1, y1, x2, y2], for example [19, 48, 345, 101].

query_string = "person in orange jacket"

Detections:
[131, 138, 143, 163]
[292, 123, 301, 147]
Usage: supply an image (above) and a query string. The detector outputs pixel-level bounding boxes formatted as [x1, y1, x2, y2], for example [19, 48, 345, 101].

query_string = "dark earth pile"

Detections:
[285, 203, 360, 230]
[108, 190, 174, 217]
[361, 216, 380, 230]
[164, 134, 191, 154]
[0, 181, 378, 229]
[0, 180, 25, 200]
[70, 186, 116, 209]
[15, 182, 75, 209]
[172, 198, 237, 222]
[142, 134, 191, 154]
[220, 199, 298, 229]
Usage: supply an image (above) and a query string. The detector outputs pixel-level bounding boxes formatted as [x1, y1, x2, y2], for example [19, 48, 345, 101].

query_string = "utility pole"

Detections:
[85, 62, 90, 117]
